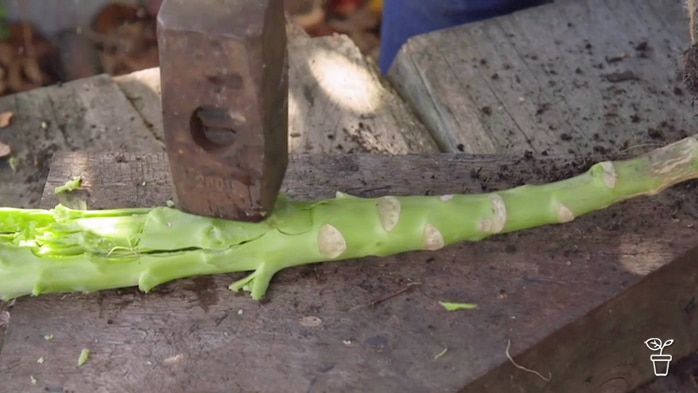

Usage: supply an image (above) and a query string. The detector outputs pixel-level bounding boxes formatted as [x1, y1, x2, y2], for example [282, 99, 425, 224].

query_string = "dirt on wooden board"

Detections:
[483, 35, 691, 157]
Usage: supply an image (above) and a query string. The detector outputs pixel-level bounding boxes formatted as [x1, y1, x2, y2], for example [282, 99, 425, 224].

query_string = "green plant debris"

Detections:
[43, 334, 53, 341]
[434, 347, 448, 360]
[0, 135, 697, 301]
[439, 301, 478, 311]
[30, 375, 37, 385]
[8, 156, 17, 172]
[37, 357, 44, 364]
[78, 348, 90, 366]
[54, 177, 83, 195]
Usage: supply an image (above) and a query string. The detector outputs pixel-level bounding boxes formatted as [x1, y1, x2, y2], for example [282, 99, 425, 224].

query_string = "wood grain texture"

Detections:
[466, 245, 698, 393]
[113, 67, 165, 148]
[0, 74, 163, 208]
[113, 25, 440, 155]
[388, 0, 694, 155]
[1, 151, 695, 393]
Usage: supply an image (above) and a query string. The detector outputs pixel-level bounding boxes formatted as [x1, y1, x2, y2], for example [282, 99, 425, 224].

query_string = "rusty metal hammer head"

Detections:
[156, 0, 288, 222]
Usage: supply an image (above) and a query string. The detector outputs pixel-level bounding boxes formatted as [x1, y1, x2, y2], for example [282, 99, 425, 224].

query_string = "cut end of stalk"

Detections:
[490, 194, 507, 233]
[317, 224, 346, 259]
[439, 194, 454, 202]
[556, 204, 575, 223]
[424, 223, 445, 250]
[646, 136, 698, 188]
[377, 196, 401, 232]
[479, 194, 507, 234]
[599, 161, 617, 189]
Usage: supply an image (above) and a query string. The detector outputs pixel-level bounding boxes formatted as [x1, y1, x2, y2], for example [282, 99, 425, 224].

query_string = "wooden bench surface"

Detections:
[1, 0, 698, 392]
[0, 151, 694, 393]
[388, 0, 693, 155]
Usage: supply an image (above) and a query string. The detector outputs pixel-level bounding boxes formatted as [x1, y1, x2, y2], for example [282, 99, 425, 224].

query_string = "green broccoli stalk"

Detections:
[1, 134, 697, 301]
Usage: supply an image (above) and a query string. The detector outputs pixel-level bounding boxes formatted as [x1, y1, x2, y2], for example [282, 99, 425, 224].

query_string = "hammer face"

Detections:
[157, 0, 288, 221]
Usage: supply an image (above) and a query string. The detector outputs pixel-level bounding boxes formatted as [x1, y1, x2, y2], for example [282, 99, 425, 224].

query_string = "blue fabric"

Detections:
[379, 0, 552, 73]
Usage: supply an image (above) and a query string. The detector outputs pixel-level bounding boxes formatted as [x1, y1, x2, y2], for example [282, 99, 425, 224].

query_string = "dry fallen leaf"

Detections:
[0, 111, 12, 128]
[0, 140, 11, 157]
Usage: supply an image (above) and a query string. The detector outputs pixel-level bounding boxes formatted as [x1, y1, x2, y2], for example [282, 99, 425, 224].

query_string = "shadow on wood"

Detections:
[112, 24, 440, 156]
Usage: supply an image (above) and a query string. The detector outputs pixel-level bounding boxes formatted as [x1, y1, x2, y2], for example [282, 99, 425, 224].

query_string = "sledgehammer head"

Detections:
[157, 0, 288, 221]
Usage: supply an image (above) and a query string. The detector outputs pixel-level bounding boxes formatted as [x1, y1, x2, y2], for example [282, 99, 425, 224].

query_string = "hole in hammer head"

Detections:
[190, 105, 237, 151]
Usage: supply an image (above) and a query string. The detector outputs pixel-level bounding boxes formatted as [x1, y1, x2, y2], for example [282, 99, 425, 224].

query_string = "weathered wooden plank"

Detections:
[467, 245, 698, 393]
[1, 151, 695, 393]
[0, 74, 163, 208]
[112, 67, 165, 148]
[114, 24, 440, 155]
[388, 0, 694, 155]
